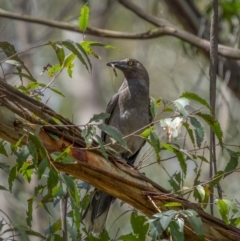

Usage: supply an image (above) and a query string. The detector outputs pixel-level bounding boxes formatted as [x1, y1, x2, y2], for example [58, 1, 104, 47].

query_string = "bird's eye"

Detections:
[128, 61, 133, 66]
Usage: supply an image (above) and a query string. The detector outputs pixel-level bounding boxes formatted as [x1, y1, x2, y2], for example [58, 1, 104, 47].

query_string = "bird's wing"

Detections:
[90, 190, 114, 221]
[101, 92, 119, 141]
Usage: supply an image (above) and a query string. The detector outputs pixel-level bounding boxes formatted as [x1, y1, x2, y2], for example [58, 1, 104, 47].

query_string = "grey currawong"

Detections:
[82, 58, 151, 235]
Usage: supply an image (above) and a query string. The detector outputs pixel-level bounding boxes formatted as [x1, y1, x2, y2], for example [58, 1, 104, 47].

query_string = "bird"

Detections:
[82, 58, 151, 235]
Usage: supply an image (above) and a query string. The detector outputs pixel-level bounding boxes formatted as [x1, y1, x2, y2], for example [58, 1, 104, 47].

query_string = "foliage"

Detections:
[0, 1, 239, 241]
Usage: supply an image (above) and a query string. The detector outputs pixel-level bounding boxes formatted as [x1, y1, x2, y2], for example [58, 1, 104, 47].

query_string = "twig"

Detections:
[209, 0, 222, 216]
[60, 193, 69, 241]
[147, 195, 161, 213]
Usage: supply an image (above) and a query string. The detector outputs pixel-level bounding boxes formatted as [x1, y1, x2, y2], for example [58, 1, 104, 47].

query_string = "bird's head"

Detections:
[107, 58, 149, 81]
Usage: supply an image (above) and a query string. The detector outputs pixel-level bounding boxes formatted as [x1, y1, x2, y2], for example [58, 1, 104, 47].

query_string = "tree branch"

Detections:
[118, 0, 240, 59]
[209, 0, 222, 216]
[1, 7, 240, 60]
[160, 0, 240, 101]
[0, 80, 240, 240]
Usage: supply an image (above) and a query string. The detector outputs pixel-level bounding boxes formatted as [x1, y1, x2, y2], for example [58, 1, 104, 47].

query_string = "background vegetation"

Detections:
[0, 0, 240, 240]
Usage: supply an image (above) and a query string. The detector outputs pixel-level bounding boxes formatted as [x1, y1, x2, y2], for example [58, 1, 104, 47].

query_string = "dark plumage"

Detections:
[82, 58, 151, 234]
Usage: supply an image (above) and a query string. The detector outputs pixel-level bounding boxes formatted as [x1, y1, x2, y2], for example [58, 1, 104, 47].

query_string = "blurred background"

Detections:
[0, 0, 240, 240]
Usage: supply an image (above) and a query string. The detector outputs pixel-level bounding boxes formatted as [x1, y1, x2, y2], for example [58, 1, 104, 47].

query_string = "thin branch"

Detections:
[60, 193, 68, 241]
[1, 7, 240, 59]
[147, 195, 161, 213]
[209, 0, 222, 216]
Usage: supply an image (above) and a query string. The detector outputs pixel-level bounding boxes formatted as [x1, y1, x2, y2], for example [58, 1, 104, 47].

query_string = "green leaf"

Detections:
[81, 41, 119, 51]
[29, 134, 47, 159]
[190, 117, 204, 148]
[53, 153, 76, 164]
[196, 112, 223, 147]
[131, 212, 149, 239]
[8, 164, 18, 191]
[147, 130, 161, 161]
[94, 229, 111, 241]
[26, 197, 34, 228]
[168, 172, 181, 192]
[95, 135, 108, 160]
[148, 220, 164, 241]
[47, 64, 62, 77]
[182, 121, 195, 146]
[141, 126, 155, 138]
[13, 72, 37, 82]
[51, 184, 65, 197]
[180, 92, 212, 111]
[98, 123, 128, 148]
[37, 158, 49, 180]
[62, 40, 89, 71]
[47, 169, 59, 190]
[164, 202, 182, 208]
[63, 53, 76, 68]
[27, 82, 45, 90]
[0, 141, 8, 156]
[222, 199, 238, 214]
[45, 219, 62, 234]
[168, 220, 184, 241]
[25, 228, 45, 239]
[217, 199, 229, 224]
[67, 63, 74, 77]
[197, 155, 209, 163]
[16, 145, 29, 167]
[0, 41, 34, 79]
[81, 125, 96, 148]
[51, 146, 74, 164]
[49, 87, 65, 97]
[195, 185, 205, 202]
[161, 143, 187, 177]
[209, 170, 224, 188]
[0, 162, 10, 173]
[163, 106, 174, 112]
[14, 135, 26, 149]
[20, 161, 33, 182]
[78, 4, 89, 31]
[49, 41, 65, 65]
[61, 174, 79, 207]
[195, 185, 210, 209]
[148, 212, 162, 222]
[224, 149, 239, 178]
[89, 112, 110, 123]
[28, 141, 38, 166]
[0, 185, 8, 191]
[76, 42, 92, 71]
[180, 209, 204, 240]
[81, 41, 119, 59]
[150, 97, 162, 117]
[175, 218, 184, 237]
[159, 210, 177, 230]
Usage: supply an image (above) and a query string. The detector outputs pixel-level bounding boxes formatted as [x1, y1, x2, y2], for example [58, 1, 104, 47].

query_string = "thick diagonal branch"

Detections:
[0, 79, 240, 240]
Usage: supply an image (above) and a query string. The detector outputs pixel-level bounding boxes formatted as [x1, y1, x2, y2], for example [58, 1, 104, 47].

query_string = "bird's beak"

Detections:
[106, 60, 124, 69]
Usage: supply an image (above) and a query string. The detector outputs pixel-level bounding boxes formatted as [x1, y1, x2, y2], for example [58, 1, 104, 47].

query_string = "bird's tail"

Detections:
[82, 189, 115, 235]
